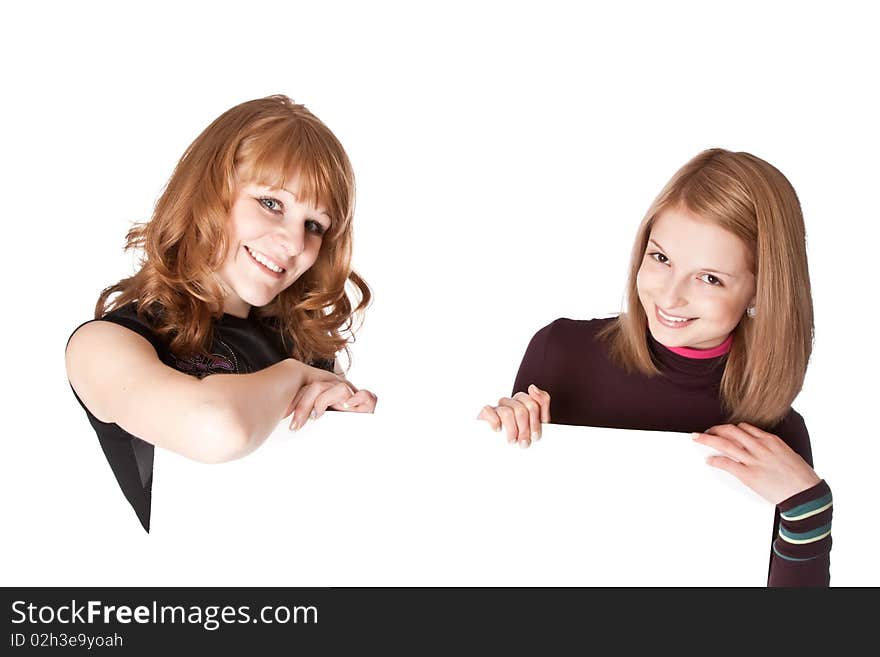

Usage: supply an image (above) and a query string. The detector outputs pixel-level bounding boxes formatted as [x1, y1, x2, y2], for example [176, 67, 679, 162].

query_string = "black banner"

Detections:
[1, 587, 868, 651]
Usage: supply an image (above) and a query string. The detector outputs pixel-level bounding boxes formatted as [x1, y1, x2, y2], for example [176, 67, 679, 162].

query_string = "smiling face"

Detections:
[214, 174, 332, 318]
[636, 204, 756, 349]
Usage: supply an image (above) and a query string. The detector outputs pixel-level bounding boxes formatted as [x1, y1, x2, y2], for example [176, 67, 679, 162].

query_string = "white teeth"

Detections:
[246, 247, 284, 273]
[658, 308, 692, 323]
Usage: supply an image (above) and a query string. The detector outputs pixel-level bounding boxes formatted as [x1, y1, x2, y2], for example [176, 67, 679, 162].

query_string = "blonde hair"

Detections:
[97, 95, 370, 365]
[598, 148, 813, 426]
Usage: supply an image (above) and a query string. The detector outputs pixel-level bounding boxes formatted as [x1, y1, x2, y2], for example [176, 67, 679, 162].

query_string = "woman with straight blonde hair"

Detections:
[478, 148, 832, 586]
[66, 95, 376, 532]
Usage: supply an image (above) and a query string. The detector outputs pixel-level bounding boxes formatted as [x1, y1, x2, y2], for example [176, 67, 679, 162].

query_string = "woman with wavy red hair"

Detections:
[66, 95, 375, 531]
[478, 149, 832, 586]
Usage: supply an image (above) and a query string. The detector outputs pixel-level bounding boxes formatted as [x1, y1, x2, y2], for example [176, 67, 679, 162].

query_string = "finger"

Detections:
[498, 398, 531, 447]
[313, 382, 357, 418]
[333, 377, 358, 396]
[477, 405, 503, 432]
[342, 399, 376, 413]
[736, 422, 781, 444]
[285, 385, 306, 422]
[528, 385, 552, 423]
[692, 431, 752, 464]
[292, 382, 334, 430]
[704, 424, 761, 454]
[735, 421, 772, 436]
[736, 422, 788, 457]
[289, 384, 319, 430]
[705, 454, 749, 482]
[495, 405, 519, 445]
[332, 389, 374, 412]
[349, 390, 378, 413]
[512, 391, 542, 441]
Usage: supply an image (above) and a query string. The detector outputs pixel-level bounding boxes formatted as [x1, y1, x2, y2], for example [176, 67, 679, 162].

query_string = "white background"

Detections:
[1, 1, 877, 585]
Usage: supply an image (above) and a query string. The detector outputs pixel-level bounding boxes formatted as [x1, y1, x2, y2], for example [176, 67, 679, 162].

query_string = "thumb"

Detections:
[528, 384, 551, 423]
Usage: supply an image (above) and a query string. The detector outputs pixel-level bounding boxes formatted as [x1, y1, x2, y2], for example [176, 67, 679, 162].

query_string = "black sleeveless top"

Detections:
[67, 303, 334, 532]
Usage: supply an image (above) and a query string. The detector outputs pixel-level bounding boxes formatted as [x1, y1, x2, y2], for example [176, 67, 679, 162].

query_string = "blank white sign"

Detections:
[143, 413, 771, 586]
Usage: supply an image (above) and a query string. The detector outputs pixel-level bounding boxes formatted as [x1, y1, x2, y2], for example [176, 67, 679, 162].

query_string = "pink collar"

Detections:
[663, 333, 733, 359]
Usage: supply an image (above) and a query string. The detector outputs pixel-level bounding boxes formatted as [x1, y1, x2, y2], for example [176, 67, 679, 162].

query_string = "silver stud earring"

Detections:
[746, 306, 757, 318]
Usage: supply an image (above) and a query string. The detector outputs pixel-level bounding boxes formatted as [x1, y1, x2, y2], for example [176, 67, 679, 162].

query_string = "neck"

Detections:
[662, 334, 733, 359]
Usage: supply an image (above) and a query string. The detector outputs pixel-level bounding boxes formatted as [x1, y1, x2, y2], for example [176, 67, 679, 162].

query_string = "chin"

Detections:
[648, 324, 684, 347]
[236, 288, 279, 309]
[248, 296, 278, 309]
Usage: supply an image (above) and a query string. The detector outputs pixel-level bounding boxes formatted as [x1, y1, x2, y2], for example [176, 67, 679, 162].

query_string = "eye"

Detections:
[649, 252, 669, 265]
[306, 219, 327, 237]
[700, 273, 723, 287]
[257, 196, 283, 213]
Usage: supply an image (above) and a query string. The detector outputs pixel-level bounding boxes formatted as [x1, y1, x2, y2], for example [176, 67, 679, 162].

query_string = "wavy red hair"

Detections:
[97, 95, 370, 365]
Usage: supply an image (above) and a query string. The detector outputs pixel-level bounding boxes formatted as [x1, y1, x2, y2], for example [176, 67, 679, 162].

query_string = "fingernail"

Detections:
[507, 435, 516, 444]
[343, 402, 349, 409]
[532, 432, 540, 442]
[692, 432, 700, 440]
[494, 426, 501, 432]
[310, 410, 317, 420]
[519, 439, 530, 449]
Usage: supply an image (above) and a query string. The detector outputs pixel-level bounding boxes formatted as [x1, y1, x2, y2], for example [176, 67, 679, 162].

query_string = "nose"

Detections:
[657, 274, 689, 310]
[274, 220, 305, 258]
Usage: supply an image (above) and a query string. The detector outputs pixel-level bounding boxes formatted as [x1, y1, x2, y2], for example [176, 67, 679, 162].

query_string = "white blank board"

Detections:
[139, 413, 771, 586]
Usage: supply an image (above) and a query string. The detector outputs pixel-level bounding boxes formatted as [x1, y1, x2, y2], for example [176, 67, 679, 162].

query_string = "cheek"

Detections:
[636, 264, 659, 296]
[227, 205, 270, 242]
[729, 297, 751, 319]
[294, 240, 324, 273]
[700, 294, 746, 323]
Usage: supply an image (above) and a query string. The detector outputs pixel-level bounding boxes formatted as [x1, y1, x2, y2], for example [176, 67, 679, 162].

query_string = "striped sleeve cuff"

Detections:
[772, 480, 833, 562]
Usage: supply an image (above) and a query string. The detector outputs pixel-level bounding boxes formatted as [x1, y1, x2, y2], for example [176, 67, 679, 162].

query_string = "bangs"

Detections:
[234, 117, 350, 229]
[662, 165, 757, 254]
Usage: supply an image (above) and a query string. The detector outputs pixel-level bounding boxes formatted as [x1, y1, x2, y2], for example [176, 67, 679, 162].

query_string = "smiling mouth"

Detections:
[655, 306, 697, 327]
[245, 246, 286, 274]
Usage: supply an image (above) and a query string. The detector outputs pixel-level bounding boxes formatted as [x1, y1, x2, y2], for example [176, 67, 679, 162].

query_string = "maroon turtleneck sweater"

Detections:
[512, 317, 832, 587]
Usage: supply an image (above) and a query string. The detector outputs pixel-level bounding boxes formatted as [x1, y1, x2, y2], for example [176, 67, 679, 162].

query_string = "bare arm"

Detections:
[65, 321, 336, 463]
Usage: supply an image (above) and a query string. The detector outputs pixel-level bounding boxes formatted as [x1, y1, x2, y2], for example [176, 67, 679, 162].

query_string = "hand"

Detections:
[286, 365, 377, 430]
[477, 384, 551, 448]
[692, 422, 821, 505]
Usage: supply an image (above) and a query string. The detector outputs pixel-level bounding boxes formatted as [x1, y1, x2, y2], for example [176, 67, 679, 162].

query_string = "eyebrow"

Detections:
[648, 239, 737, 278]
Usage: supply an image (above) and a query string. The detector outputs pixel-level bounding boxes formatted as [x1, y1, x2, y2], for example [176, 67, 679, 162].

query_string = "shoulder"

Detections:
[66, 303, 226, 430]
[65, 312, 176, 423]
[101, 302, 163, 342]
[531, 316, 618, 351]
[514, 316, 620, 396]
[66, 311, 165, 372]
[543, 316, 618, 338]
[520, 316, 618, 371]
[67, 302, 166, 357]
